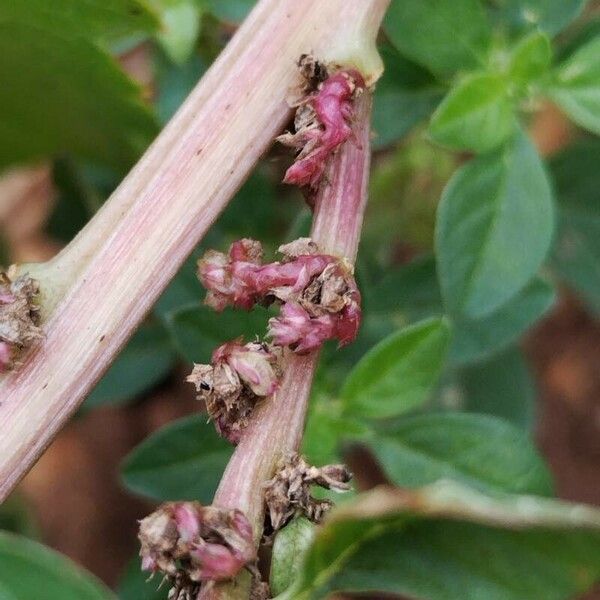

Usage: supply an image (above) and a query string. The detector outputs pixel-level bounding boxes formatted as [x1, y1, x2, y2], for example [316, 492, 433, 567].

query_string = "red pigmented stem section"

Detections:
[200, 91, 372, 599]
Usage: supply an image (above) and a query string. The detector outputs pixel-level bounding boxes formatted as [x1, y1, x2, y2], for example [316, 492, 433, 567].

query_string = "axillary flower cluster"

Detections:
[140, 59, 365, 597]
[0, 271, 41, 373]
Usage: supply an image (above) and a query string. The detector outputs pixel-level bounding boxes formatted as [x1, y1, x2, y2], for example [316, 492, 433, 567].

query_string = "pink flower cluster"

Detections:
[212, 340, 279, 397]
[280, 69, 365, 190]
[187, 339, 280, 444]
[268, 297, 361, 354]
[199, 238, 334, 312]
[198, 239, 361, 353]
[139, 502, 255, 583]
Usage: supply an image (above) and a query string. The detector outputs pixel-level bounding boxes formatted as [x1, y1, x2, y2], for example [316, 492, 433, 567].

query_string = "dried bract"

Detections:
[139, 502, 256, 598]
[264, 453, 352, 531]
[0, 272, 41, 372]
[187, 340, 280, 444]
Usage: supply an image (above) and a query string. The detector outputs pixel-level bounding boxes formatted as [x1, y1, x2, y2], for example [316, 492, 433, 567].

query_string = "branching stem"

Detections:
[201, 91, 373, 599]
[0, 0, 389, 502]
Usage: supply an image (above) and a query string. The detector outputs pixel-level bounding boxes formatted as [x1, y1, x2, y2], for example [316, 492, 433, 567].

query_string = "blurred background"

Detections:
[1, 0, 600, 597]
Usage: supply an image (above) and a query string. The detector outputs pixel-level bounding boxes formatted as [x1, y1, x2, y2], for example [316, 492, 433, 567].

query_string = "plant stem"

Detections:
[201, 92, 373, 600]
[0, 0, 388, 502]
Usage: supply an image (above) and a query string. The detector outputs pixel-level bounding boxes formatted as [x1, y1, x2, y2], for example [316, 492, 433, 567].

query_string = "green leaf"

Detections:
[154, 253, 203, 318]
[121, 414, 232, 502]
[282, 481, 600, 600]
[302, 398, 370, 465]
[152, 1, 202, 64]
[509, 30, 552, 84]
[48, 159, 102, 244]
[84, 323, 176, 409]
[270, 518, 316, 596]
[430, 72, 517, 153]
[0, 532, 115, 600]
[384, 0, 492, 76]
[217, 171, 278, 242]
[450, 277, 556, 364]
[366, 412, 552, 495]
[118, 556, 168, 600]
[368, 260, 554, 366]
[435, 131, 554, 319]
[373, 43, 443, 148]
[341, 318, 451, 419]
[165, 304, 271, 363]
[493, 0, 587, 36]
[557, 15, 600, 62]
[458, 346, 535, 428]
[551, 139, 600, 312]
[548, 35, 600, 135]
[369, 254, 443, 322]
[204, 0, 255, 23]
[0, 0, 158, 42]
[0, 496, 37, 538]
[0, 15, 157, 171]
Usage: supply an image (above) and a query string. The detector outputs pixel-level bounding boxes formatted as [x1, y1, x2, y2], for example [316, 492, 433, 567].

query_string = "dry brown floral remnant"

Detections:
[0, 271, 41, 372]
[264, 452, 352, 531]
[139, 502, 256, 599]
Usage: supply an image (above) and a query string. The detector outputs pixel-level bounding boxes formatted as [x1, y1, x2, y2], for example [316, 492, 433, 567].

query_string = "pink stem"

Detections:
[201, 92, 372, 599]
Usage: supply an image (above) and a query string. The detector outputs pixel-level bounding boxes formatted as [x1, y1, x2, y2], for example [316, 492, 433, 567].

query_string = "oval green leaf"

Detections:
[549, 36, 600, 138]
[281, 482, 600, 600]
[270, 517, 316, 596]
[430, 72, 516, 153]
[366, 412, 553, 496]
[0, 532, 115, 600]
[509, 30, 552, 84]
[435, 131, 554, 318]
[450, 276, 556, 364]
[121, 414, 232, 502]
[0, 15, 157, 171]
[84, 322, 176, 409]
[341, 318, 451, 419]
[384, 0, 492, 76]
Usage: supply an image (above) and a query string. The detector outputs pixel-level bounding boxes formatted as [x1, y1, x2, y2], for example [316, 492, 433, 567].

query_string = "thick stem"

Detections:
[0, 0, 387, 502]
[203, 93, 373, 599]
